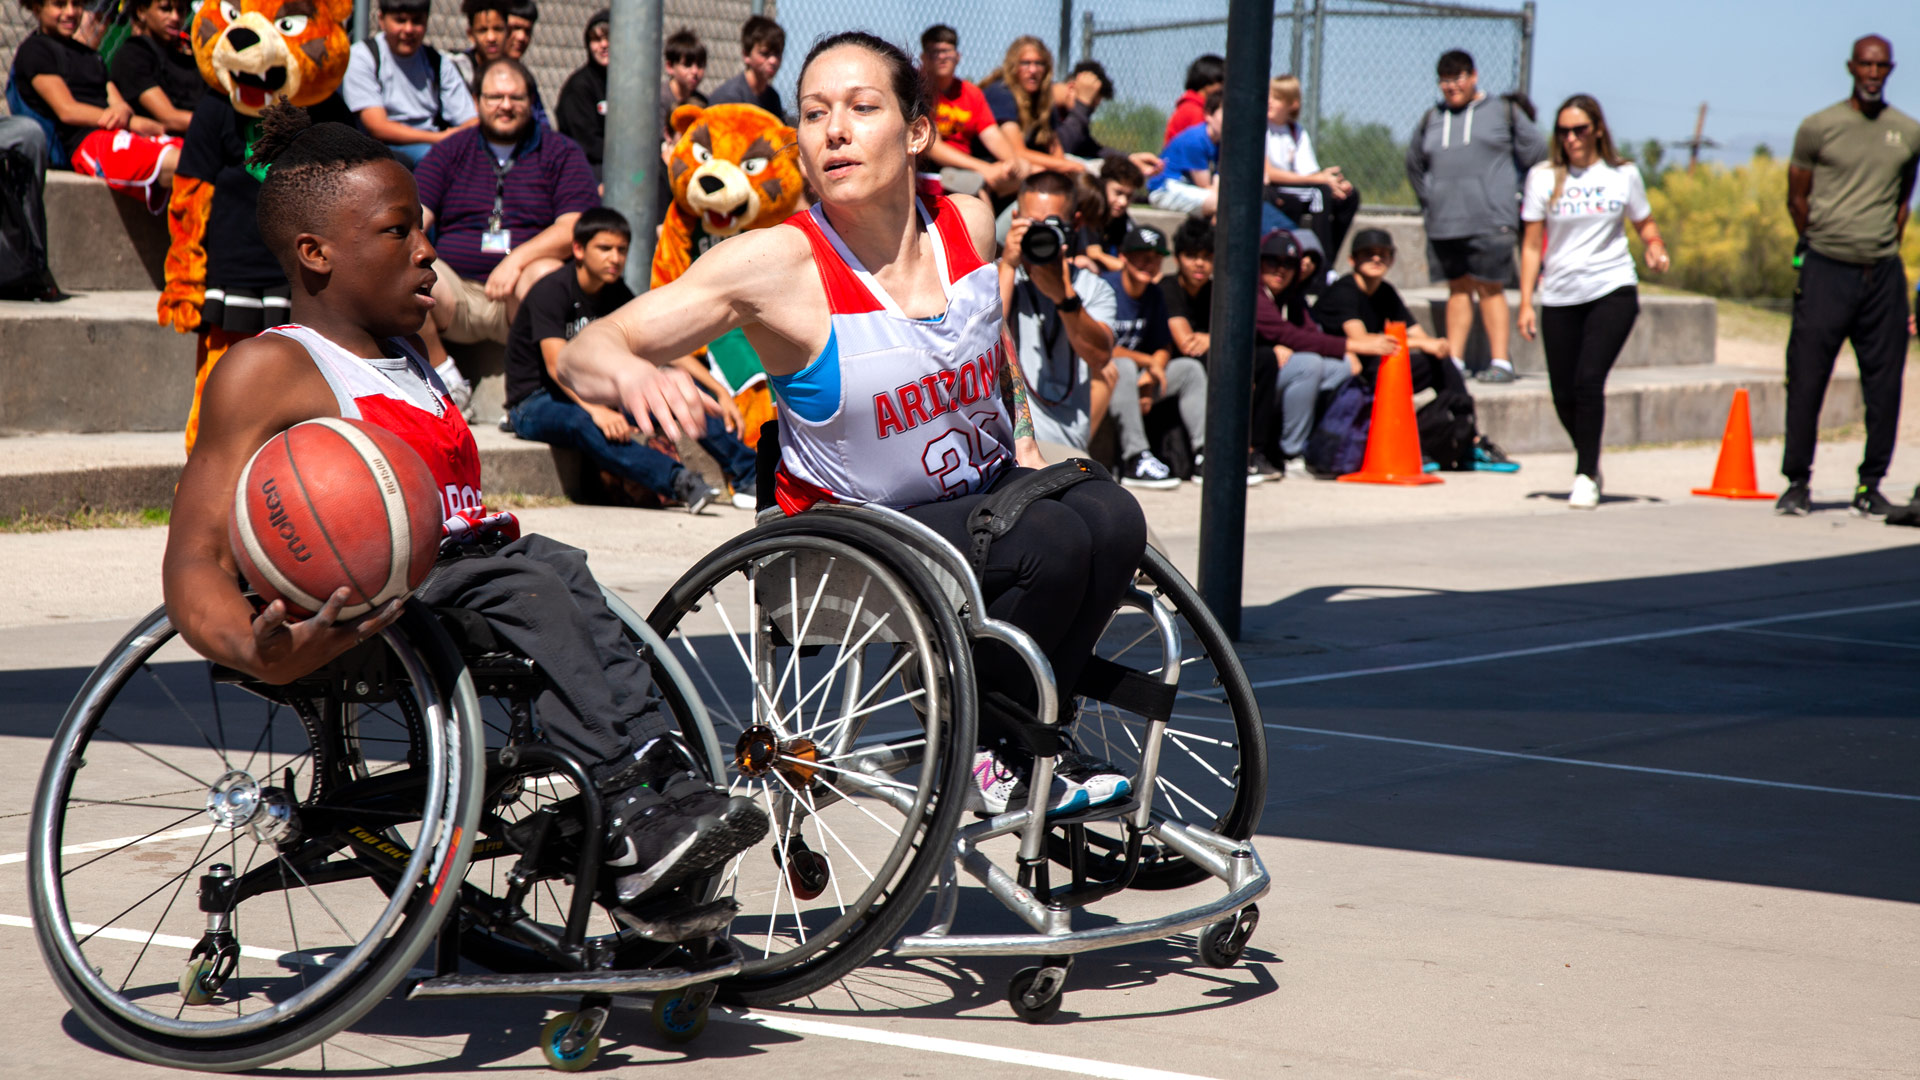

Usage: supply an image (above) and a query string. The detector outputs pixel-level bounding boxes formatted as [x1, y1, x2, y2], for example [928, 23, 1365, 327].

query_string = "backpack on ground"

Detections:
[0, 142, 51, 291]
[1304, 376, 1372, 478]
[1417, 390, 1477, 471]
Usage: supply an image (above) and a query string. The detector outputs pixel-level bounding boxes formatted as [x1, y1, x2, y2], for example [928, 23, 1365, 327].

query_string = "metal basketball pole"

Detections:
[1197, 0, 1276, 640]
[604, 0, 664, 294]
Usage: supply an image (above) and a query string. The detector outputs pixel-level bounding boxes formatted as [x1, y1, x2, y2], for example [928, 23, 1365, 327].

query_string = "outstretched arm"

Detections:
[998, 329, 1045, 469]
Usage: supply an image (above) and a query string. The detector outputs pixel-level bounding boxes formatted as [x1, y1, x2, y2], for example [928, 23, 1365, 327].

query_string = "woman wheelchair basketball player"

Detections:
[560, 31, 1145, 812]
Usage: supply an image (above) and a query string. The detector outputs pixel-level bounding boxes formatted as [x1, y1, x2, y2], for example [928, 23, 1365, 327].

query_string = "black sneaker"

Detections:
[1249, 452, 1285, 483]
[670, 468, 719, 514]
[1121, 450, 1182, 490]
[1775, 481, 1811, 516]
[1850, 483, 1893, 517]
[605, 775, 768, 902]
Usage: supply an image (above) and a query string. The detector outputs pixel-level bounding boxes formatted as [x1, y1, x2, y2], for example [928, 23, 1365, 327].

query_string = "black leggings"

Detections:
[903, 468, 1147, 748]
[1540, 285, 1638, 477]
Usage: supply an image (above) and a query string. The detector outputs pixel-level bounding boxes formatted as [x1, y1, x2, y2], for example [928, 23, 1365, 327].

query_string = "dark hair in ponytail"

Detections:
[253, 102, 398, 266]
[797, 31, 926, 128]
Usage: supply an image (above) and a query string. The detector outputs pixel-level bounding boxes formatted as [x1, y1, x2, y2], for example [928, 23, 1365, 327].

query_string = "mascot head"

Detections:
[191, 0, 353, 117]
[667, 103, 801, 238]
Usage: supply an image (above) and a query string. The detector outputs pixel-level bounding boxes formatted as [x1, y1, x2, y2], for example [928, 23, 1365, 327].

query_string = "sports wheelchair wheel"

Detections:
[1056, 545, 1266, 889]
[649, 515, 977, 1005]
[27, 602, 485, 1072]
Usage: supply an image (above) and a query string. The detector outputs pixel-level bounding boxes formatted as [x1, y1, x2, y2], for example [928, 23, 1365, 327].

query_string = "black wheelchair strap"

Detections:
[966, 458, 1112, 575]
[1073, 656, 1177, 727]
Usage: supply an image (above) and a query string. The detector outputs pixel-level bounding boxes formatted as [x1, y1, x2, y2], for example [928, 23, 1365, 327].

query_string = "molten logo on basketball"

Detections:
[257, 477, 313, 563]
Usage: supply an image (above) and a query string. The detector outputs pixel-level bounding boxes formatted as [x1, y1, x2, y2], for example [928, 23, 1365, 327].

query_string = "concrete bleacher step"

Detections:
[1402, 286, 1718, 374]
[1, 290, 195, 433]
[1469, 363, 1859, 455]
[45, 173, 169, 292]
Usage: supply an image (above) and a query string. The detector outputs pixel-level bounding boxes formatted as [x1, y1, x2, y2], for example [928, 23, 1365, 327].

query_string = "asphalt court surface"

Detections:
[0, 485, 1916, 1078]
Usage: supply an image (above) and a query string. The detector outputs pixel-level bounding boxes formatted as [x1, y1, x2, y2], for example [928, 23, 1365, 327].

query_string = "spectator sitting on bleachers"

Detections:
[555, 7, 609, 178]
[1165, 53, 1223, 144]
[706, 14, 784, 119]
[343, 0, 477, 169]
[506, 207, 756, 512]
[451, 0, 509, 92]
[1148, 87, 1221, 217]
[108, 0, 201, 136]
[1253, 230, 1395, 478]
[1313, 227, 1470, 395]
[1266, 75, 1359, 270]
[1103, 223, 1205, 489]
[1004, 170, 1117, 454]
[1078, 155, 1144, 273]
[978, 36, 1081, 176]
[915, 24, 1027, 199]
[501, 0, 551, 129]
[1161, 218, 1213, 366]
[418, 57, 596, 361]
[1051, 59, 1161, 179]
[8, 0, 182, 209]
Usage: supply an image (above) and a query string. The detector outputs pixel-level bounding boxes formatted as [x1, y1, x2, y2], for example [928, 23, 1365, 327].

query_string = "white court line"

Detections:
[0, 913, 1219, 1080]
[1185, 715, 1920, 803]
[0, 824, 215, 867]
[1729, 627, 1920, 651]
[1247, 597, 1920, 689]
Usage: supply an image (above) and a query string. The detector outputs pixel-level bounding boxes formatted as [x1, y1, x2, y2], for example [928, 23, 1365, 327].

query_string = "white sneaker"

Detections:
[965, 747, 1083, 815]
[434, 358, 474, 415]
[1121, 450, 1182, 490]
[1569, 473, 1600, 510]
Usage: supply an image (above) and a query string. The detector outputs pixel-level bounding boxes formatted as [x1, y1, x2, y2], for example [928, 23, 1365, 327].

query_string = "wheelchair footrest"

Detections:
[1041, 797, 1140, 829]
[407, 940, 743, 999]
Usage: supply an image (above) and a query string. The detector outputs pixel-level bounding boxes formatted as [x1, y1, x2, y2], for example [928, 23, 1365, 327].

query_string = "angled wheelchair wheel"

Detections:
[27, 602, 486, 1072]
[1060, 545, 1267, 889]
[649, 515, 976, 1005]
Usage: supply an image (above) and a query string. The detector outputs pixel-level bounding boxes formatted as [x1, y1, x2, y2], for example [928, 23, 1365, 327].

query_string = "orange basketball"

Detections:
[229, 418, 443, 619]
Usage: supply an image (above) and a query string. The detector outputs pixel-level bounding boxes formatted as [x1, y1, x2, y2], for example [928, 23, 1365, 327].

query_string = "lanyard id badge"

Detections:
[483, 150, 517, 255]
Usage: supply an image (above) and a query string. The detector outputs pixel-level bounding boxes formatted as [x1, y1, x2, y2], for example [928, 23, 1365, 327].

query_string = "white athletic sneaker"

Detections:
[1121, 450, 1182, 490]
[1055, 750, 1133, 808]
[1569, 473, 1600, 510]
[434, 358, 474, 416]
[966, 747, 1083, 815]
[1188, 453, 1263, 487]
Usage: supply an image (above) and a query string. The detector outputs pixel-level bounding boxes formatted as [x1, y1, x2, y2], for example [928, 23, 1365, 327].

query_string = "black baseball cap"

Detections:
[1349, 227, 1396, 254]
[1122, 223, 1170, 255]
[1258, 230, 1302, 263]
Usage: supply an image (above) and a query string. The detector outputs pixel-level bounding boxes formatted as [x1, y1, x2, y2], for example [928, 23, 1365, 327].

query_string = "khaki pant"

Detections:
[435, 258, 510, 345]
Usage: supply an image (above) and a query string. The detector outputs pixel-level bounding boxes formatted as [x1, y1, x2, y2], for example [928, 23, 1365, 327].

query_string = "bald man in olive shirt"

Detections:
[1778, 34, 1920, 517]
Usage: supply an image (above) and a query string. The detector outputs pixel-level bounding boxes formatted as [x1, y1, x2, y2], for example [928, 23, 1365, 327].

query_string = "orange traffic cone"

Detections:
[1691, 388, 1776, 500]
[1340, 322, 1442, 486]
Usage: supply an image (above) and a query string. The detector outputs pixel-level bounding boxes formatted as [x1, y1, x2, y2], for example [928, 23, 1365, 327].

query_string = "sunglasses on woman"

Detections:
[1556, 123, 1594, 139]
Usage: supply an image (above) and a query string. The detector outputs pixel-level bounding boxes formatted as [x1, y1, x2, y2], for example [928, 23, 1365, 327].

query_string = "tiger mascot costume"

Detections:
[652, 102, 802, 449]
[160, 0, 354, 451]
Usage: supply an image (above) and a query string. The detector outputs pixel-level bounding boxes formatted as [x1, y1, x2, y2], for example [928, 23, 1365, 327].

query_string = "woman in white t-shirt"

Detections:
[1517, 94, 1670, 509]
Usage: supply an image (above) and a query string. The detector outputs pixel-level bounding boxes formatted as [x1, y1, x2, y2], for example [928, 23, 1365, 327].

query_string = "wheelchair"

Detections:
[29, 493, 1268, 1071]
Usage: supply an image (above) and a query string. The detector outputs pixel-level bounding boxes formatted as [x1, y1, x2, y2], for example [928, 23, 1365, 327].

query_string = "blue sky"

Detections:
[1529, 0, 1920, 162]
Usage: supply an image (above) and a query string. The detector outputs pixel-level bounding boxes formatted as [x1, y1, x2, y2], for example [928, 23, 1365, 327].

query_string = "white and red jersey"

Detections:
[264, 324, 485, 518]
[771, 196, 1014, 513]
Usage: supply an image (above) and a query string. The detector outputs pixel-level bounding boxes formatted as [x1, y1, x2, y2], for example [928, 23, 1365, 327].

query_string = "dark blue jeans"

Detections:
[509, 388, 756, 493]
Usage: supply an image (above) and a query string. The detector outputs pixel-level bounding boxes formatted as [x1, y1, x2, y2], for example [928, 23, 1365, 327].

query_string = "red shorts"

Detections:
[71, 128, 183, 212]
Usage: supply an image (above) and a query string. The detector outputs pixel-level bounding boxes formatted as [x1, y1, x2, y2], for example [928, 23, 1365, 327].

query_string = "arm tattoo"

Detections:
[999, 334, 1036, 442]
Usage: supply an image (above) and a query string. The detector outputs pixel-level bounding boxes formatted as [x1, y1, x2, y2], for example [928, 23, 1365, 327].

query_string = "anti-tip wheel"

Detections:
[651, 993, 710, 1044]
[540, 1012, 601, 1072]
[177, 956, 217, 1006]
[1007, 967, 1064, 1023]
[1198, 905, 1260, 969]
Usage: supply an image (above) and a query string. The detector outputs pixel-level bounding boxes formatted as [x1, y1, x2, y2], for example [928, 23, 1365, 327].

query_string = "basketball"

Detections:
[229, 418, 444, 620]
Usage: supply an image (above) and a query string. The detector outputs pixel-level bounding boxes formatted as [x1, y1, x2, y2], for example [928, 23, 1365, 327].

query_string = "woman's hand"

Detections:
[251, 589, 404, 685]
[1516, 303, 1538, 341]
[1014, 435, 1047, 470]
[1644, 240, 1670, 274]
[613, 359, 720, 443]
[98, 100, 132, 130]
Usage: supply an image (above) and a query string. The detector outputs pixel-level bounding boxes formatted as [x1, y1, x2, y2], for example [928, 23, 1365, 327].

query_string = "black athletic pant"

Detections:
[1782, 251, 1910, 486]
[1541, 285, 1639, 478]
[416, 534, 671, 787]
[904, 468, 1148, 749]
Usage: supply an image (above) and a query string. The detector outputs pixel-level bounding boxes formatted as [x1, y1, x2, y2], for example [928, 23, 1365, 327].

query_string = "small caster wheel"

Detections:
[178, 956, 217, 1006]
[651, 992, 710, 1044]
[540, 1011, 601, 1072]
[1007, 966, 1064, 1023]
[1199, 904, 1260, 969]
[787, 849, 829, 901]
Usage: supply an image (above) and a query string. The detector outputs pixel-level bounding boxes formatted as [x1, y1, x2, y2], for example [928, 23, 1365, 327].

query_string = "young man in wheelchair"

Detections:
[160, 104, 766, 930]
[556, 33, 1145, 813]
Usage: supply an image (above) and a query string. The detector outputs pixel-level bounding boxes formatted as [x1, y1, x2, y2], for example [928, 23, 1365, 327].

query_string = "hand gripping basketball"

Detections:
[229, 418, 445, 620]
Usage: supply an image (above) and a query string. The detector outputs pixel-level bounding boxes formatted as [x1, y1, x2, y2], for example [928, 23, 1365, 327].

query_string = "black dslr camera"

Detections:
[1019, 215, 1072, 264]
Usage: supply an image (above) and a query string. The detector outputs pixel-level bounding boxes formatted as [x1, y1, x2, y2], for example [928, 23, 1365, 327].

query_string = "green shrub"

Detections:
[1092, 100, 1169, 157]
[1316, 113, 1415, 208]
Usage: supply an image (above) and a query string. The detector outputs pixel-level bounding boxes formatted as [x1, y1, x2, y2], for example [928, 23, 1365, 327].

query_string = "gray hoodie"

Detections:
[1405, 94, 1546, 241]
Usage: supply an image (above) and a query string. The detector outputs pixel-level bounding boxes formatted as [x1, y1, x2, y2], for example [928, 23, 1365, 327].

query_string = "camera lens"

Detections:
[1021, 220, 1066, 264]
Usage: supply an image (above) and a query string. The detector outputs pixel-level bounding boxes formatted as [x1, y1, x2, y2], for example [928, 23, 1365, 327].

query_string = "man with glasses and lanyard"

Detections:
[1779, 34, 1919, 517]
[415, 58, 598, 364]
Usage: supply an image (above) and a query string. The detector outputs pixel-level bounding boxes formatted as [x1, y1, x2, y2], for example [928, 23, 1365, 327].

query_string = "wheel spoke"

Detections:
[116, 823, 218, 993]
[141, 663, 232, 773]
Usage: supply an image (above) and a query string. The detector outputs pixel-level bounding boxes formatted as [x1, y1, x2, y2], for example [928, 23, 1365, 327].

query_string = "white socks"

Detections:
[1488, 358, 1515, 374]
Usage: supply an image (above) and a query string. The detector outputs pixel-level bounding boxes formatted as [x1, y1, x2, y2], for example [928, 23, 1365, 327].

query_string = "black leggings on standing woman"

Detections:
[1540, 285, 1639, 477]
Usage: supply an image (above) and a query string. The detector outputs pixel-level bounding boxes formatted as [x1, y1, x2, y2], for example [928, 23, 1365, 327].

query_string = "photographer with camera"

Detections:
[1002, 170, 1118, 454]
